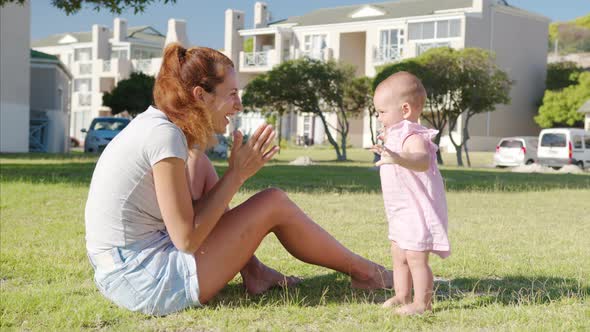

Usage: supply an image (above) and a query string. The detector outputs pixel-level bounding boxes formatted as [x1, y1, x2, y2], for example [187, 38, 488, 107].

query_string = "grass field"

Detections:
[1, 148, 589, 331]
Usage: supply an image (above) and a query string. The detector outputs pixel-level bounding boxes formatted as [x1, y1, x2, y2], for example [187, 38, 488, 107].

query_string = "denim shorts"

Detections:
[87, 231, 201, 316]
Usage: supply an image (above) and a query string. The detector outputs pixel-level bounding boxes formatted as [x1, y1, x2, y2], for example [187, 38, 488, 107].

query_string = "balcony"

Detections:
[373, 46, 403, 64]
[239, 50, 277, 72]
[131, 58, 162, 75]
[299, 48, 333, 62]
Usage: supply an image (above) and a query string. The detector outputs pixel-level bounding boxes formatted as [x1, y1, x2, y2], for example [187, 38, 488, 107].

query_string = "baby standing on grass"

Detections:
[371, 71, 450, 315]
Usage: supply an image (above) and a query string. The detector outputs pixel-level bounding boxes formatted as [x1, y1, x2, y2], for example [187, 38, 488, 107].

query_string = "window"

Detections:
[416, 42, 450, 55]
[573, 136, 583, 149]
[409, 19, 461, 40]
[585, 136, 590, 149]
[540, 133, 566, 147]
[376, 29, 404, 62]
[111, 49, 128, 59]
[74, 79, 91, 92]
[500, 140, 523, 148]
[303, 34, 327, 59]
[74, 48, 92, 61]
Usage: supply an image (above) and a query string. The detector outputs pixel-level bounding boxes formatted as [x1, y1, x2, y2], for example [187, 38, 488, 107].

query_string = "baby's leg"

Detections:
[396, 250, 433, 315]
[383, 242, 412, 308]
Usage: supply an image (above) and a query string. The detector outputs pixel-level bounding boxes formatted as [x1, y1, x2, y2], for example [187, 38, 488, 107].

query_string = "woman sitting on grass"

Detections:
[85, 43, 392, 316]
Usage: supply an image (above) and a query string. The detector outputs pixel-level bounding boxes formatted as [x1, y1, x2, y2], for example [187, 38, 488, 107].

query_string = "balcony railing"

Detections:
[374, 46, 403, 63]
[135, 59, 152, 73]
[416, 42, 450, 56]
[244, 51, 270, 67]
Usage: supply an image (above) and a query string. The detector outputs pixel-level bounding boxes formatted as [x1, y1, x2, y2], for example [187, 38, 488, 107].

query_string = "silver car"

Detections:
[493, 136, 538, 167]
[82, 117, 130, 153]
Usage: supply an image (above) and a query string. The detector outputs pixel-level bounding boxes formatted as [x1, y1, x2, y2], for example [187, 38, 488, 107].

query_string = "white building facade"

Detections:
[32, 18, 188, 142]
[1, 2, 31, 152]
[226, 0, 550, 151]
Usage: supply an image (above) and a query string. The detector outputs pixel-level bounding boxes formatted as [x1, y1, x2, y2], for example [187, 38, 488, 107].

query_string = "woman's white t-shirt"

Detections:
[85, 106, 188, 255]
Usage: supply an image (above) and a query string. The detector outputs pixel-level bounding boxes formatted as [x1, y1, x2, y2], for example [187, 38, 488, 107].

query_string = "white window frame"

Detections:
[408, 18, 462, 41]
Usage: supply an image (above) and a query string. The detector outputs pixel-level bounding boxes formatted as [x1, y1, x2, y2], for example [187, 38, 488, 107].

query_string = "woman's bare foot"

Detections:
[351, 264, 394, 290]
[395, 302, 432, 315]
[382, 295, 411, 308]
[241, 261, 301, 295]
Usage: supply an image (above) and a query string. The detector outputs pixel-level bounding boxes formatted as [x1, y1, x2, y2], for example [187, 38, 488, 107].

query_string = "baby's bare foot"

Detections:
[351, 265, 393, 290]
[382, 296, 412, 308]
[395, 303, 432, 315]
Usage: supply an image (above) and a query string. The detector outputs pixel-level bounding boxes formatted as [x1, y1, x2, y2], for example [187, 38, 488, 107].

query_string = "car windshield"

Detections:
[540, 133, 566, 147]
[499, 140, 523, 148]
[91, 119, 129, 131]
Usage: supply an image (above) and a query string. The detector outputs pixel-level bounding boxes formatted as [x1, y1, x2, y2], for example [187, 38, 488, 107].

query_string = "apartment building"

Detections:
[225, 0, 549, 151]
[32, 18, 189, 141]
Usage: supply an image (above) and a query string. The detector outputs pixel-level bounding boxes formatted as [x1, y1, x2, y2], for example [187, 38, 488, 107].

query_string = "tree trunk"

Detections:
[448, 116, 464, 167]
[315, 111, 343, 160]
[433, 131, 444, 165]
[463, 113, 473, 167]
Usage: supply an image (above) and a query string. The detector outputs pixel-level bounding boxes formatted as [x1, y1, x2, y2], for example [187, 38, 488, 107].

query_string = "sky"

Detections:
[31, 0, 590, 49]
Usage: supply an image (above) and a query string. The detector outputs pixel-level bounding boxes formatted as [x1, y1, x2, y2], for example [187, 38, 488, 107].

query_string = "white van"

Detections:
[537, 128, 590, 169]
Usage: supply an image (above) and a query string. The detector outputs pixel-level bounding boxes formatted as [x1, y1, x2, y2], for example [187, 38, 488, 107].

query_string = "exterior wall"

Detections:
[467, 4, 548, 151]
[585, 114, 590, 131]
[1, 1, 30, 152]
[30, 62, 72, 153]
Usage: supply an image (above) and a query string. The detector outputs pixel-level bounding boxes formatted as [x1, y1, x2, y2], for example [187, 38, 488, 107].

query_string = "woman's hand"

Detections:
[227, 124, 279, 183]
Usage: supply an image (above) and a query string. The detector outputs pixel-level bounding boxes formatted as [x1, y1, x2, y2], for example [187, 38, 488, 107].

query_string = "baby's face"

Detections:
[373, 88, 404, 129]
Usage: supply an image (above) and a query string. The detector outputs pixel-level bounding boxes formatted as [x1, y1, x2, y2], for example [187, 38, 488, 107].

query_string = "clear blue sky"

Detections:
[31, 0, 590, 49]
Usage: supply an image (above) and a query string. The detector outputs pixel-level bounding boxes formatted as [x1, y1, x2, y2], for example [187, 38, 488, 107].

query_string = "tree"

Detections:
[535, 72, 589, 129]
[103, 72, 155, 117]
[545, 61, 583, 91]
[242, 58, 364, 161]
[447, 48, 512, 167]
[0, 0, 176, 14]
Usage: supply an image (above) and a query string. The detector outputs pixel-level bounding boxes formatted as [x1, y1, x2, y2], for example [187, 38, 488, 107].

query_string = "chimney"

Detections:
[113, 18, 127, 42]
[92, 24, 109, 60]
[224, 9, 244, 64]
[165, 19, 189, 47]
[254, 2, 268, 28]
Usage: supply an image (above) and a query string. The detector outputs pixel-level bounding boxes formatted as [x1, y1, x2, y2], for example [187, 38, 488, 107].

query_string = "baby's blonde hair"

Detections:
[376, 71, 427, 112]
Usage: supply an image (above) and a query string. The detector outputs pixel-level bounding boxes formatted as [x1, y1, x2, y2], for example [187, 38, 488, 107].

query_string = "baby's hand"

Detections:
[370, 145, 396, 166]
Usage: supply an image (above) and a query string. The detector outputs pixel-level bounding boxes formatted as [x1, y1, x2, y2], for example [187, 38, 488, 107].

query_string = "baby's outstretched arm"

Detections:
[371, 134, 430, 172]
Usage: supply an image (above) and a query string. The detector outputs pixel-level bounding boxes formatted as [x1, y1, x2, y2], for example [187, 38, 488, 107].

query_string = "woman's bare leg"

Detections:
[195, 188, 392, 304]
[187, 153, 299, 295]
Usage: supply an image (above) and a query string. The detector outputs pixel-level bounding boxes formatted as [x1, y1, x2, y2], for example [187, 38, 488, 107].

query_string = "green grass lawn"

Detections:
[1, 148, 589, 331]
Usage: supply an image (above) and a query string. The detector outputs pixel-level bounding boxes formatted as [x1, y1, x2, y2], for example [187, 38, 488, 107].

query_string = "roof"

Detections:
[30, 49, 58, 61]
[31, 26, 165, 47]
[30, 50, 72, 79]
[577, 99, 590, 114]
[270, 0, 475, 27]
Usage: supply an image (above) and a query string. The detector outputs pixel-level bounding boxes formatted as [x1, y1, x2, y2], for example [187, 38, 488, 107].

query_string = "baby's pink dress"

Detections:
[380, 120, 450, 258]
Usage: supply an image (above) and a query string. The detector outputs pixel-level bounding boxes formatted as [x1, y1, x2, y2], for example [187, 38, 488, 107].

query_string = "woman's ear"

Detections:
[192, 86, 205, 103]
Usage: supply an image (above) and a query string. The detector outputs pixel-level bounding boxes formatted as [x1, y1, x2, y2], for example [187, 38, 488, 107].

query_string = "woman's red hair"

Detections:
[153, 43, 234, 149]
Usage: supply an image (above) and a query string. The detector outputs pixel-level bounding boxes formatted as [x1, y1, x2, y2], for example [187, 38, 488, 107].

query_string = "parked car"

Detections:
[82, 117, 131, 153]
[493, 136, 538, 167]
[537, 128, 590, 169]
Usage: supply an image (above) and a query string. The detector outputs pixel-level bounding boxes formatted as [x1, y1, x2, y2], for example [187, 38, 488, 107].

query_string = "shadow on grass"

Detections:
[202, 273, 588, 309]
[434, 275, 590, 310]
[208, 272, 391, 308]
[2, 161, 588, 192]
